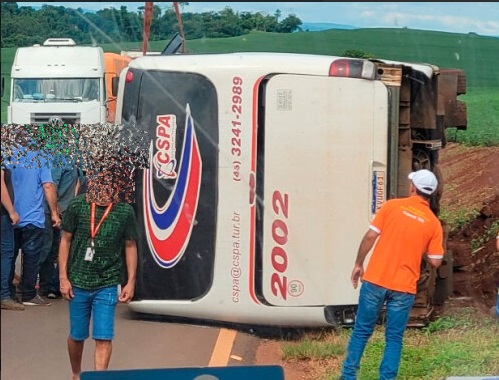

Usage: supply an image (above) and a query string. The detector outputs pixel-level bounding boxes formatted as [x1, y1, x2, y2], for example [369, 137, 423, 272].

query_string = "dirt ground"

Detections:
[438, 143, 499, 311]
[255, 142, 499, 380]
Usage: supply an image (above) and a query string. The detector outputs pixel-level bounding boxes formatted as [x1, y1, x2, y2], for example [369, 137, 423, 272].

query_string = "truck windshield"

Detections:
[12, 78, 100, 103]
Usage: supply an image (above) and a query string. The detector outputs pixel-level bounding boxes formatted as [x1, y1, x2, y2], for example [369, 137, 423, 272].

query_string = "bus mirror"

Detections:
[112, 76, 119, 97]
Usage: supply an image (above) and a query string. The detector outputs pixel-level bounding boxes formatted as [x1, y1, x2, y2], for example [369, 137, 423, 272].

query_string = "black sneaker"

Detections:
[22, 295, 51, 306]
[47, 291, 62, 299]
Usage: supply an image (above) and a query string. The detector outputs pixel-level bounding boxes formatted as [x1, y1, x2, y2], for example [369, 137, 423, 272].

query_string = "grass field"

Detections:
[281, 307, 499, 379]
[453, 88, 499, 146]
[1, 28, 498, 144]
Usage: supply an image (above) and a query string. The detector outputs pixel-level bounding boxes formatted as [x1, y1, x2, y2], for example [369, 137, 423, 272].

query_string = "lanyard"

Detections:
[90, 203, 113, 240]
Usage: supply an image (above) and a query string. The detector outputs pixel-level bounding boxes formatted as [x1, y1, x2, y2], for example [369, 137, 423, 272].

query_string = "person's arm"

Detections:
[118, 239, 137, 303]
[425, 256, 443, 269]
[425, 222, 445, 269]
[74, 178, 80, 197]
[42, 182, 61, 227]
[350, 229, 379, 289]
[58, 230, 74, 299]
[72, 167, 83, 196]
[1, 169, 19, 225]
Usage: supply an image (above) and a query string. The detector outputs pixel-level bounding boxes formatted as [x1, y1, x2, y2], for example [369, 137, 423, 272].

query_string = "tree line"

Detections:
[1, 2, 303, 48]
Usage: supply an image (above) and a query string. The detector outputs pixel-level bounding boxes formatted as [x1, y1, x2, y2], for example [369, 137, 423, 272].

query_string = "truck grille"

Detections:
[30, 113, 81, 125]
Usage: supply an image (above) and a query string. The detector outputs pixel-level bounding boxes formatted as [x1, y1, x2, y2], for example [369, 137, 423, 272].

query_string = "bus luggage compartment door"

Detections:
[260, 74, 388, 307]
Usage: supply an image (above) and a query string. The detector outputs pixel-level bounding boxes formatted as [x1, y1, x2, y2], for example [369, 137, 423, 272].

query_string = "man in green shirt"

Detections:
[58, 173, 138, 380]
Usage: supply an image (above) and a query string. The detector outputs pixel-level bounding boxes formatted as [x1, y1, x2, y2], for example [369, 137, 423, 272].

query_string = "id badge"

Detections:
[85, 239, 95, 261]
[84, 247, 95, 261]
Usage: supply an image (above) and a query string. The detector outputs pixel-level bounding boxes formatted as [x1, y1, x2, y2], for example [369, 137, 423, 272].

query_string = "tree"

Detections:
[0, 3, 303, 47]
[342, 49, 375, 59]
[1, 2, 19, 16]
[278, 14, 302, 33]
[216, 7, 243, 37]
[274, 9, 281, 22]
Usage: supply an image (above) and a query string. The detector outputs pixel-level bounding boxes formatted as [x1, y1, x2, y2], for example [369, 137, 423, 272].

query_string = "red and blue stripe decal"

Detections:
[143, 106, 202, 268]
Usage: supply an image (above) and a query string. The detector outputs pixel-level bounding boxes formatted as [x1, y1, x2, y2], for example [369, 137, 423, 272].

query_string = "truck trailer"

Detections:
[115, 52, 467, 328]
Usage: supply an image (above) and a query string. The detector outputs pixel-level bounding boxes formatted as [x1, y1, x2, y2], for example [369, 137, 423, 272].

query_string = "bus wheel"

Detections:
[412, 149, 431, 171]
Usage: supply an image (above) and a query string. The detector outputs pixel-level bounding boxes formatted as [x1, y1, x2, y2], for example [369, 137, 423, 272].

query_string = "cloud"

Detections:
[414, 13, 496, 34]
[358, 8, 498, 35]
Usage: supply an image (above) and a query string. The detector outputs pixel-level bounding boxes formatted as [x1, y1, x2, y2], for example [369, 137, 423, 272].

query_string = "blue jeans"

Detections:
[341, 281, 415, 380]
[496, 286, 499, 318]
[38, 213, 61, 294]
[1, 215, 16, 300]
[69, 286, 118, 341]
[9, 224, 45, 301]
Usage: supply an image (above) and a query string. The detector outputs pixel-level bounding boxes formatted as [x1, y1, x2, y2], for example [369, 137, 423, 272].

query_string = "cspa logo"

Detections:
[143, 104, 202, 268]
[153, 114, 178, 179]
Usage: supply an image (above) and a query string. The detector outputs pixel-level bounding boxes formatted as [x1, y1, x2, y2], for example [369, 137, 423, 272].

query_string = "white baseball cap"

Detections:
[408, 169, 438, 195]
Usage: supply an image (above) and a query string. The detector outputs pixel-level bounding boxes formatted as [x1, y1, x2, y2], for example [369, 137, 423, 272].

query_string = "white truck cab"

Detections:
[7, 38, 107, 125]
[115, 52, 466, 328]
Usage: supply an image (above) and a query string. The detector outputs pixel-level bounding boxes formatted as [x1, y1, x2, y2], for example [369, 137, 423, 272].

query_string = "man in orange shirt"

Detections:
[341, 169, 443, 380]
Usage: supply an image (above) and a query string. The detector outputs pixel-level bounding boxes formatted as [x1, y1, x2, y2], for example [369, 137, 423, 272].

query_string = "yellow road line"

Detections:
[208, 328, 237, 367]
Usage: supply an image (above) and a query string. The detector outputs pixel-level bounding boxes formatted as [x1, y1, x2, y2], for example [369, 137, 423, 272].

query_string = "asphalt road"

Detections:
[1, 298, 264, 380]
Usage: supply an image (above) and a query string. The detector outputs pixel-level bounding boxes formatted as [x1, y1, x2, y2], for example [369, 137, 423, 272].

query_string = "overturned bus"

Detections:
[115, 52, 467, 327]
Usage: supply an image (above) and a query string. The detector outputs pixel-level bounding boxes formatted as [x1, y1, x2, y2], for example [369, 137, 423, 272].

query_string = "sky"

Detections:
[16, 2, 499, 37]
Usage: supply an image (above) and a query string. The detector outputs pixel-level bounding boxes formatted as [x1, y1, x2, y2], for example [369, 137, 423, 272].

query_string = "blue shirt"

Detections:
[4, 146, 54, 228]
[44, 154, 81, 215]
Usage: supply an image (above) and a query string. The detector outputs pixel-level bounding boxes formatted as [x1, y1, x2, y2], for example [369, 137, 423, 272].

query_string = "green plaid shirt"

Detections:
[61, 194, 139, 289]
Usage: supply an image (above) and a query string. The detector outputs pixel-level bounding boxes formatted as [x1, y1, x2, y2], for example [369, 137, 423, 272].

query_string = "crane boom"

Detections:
[172, 2, 185, 53]
[142, 2, 153, 55]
